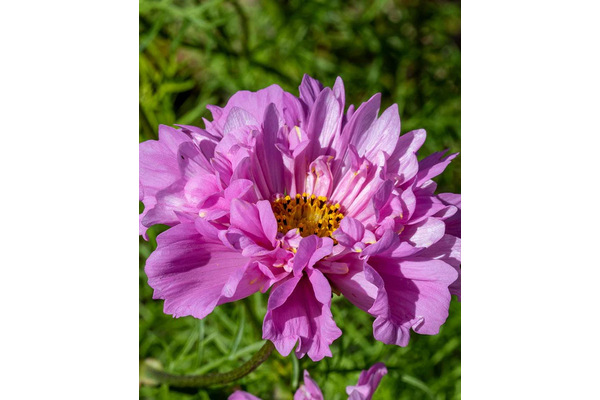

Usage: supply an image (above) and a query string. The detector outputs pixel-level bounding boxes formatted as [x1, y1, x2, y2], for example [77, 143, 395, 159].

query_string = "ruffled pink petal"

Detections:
[139, 125, 191, 236]
[343, 94, 381, 148]
[145, 223, 267, 319]
[362, 230, 399, 257]
[331, 150, 386, 220]
[176, 124, 221, 143]
[262, 270, 342, 361]
[408, 191, 448, 224]
[277, 127, 311, 195]
[346, 363, 388, 400]
[398, 186, 417, 223]
[293, 235, 334, 276]
[143, 173, 223, 228]
[294, 370, 324, 400]
[139, 128, 187, 199]
[412, 235, 461, 300]
[365, 257, 458, 346]
[437, 193, 461, 238]
[198, 178, 258, 221]
[142, 180, 194, 228]
[333, 217, 365, 248]
[324, 254, 378, 313]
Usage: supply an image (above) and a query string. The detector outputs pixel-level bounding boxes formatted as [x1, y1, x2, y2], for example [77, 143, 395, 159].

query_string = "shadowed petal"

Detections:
[416, 150, 458, 187]
[299, 74, 324, 112]
[412, 235, 461, 300]
[324, 254, 378, 313]
[306, 86, 344, 158]
[365, 258, 458, 346]
[145, 223, 267, 319]
[399, 217, 446, 249]
[262, 270, 342, 361]
[387, 129, 426, 185]
[437, 193, 461, 238]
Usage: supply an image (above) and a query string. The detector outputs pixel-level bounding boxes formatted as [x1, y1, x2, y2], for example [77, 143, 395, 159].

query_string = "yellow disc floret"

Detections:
[272, 193, 344, 238]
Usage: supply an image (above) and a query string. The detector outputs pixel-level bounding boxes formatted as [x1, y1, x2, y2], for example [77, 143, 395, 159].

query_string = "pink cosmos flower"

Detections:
[140, 75, 461, 361]
[229, 363, 388, 400]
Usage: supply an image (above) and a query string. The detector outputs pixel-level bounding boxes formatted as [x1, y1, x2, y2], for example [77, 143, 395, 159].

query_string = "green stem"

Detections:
[142, 340, 274, 388]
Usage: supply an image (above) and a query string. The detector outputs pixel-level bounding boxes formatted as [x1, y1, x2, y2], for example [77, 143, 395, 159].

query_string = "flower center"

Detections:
[272, 193, 344, 238]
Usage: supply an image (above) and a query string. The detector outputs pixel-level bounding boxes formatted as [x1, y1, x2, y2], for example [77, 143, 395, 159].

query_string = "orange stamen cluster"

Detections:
[272, 193, 344, 238]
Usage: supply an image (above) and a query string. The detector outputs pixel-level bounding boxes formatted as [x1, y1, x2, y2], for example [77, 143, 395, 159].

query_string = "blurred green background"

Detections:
[139, 0, 460, 399]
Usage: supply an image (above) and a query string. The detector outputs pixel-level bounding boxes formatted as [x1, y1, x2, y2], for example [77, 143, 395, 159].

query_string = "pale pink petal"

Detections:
[399, 217, 446, 249]
[223, 107, 259, 135]
[356, 103, 400, 160]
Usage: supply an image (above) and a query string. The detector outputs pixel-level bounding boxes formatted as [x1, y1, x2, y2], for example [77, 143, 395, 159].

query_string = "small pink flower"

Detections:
[229, 363, 388, 400]
[140, 75, 461, 361]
